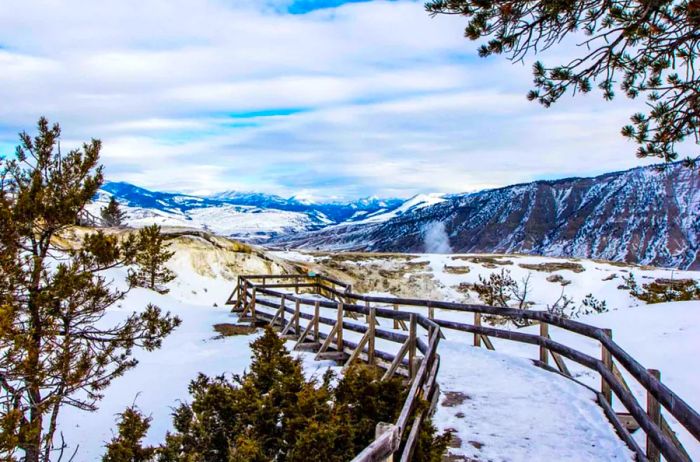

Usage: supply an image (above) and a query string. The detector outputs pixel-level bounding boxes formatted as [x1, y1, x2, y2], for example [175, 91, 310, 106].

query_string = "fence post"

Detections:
[368, 307, 376, 365]
[337, 301, 344, 352]
[474, 312, 482, 347]
[409, 314, 417, 380]
[314, 301, 320, 342]
[294, 299, 301, 335]
[316, 275, 321, 295]
[251, 288, 257, 321]
[393, 303, 399, 330]
[241, 280, 248, 310]
[235, 276, 241, 306]
[647, 369, 661, 462]
[375, 423, 395, 462]
[428, 303, 435, 320]
[279, 295, 286, 328]
[366, 300, 371, 324]
[601, 328, 613, 405]
[539, 322, 549, 365]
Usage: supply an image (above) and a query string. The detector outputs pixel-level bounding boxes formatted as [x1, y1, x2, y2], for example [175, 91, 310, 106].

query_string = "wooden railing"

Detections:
[227, 274, 699, 462]
[76, 209, 104, 227]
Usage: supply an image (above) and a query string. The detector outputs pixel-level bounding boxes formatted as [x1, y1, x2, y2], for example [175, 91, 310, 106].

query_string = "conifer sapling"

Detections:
[132, 224, 176, 294]
[101, 196, 127, 227]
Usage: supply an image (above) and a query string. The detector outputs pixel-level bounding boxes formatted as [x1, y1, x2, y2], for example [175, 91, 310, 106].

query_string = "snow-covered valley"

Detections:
[53, 230, 700, 461]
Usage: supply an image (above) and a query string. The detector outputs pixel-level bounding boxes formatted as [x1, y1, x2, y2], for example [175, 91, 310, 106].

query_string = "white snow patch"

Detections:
[436, 342, 634, 461]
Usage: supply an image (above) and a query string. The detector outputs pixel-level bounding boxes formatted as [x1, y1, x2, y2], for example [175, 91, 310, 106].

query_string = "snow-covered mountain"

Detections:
[270, 163, 700, 270]
[87, 182, 403, 241]
[91, 162, 699, 269]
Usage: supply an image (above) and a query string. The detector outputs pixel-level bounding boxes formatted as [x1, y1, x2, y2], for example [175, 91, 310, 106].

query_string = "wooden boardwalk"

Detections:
[228, 274, 698, 462]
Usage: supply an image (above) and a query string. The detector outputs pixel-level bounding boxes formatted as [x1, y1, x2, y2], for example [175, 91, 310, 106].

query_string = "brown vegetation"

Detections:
[519, 262, 585, 273]
[213, 323, 257, 337]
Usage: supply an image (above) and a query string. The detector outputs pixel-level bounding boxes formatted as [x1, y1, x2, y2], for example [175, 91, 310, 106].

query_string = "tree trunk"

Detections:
[24, 446, 40, 462]
[24, 401, 43, 462]
[26, 245, 46, 462]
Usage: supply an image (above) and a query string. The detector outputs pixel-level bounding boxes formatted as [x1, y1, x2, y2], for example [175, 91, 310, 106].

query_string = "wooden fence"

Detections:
[76, 209, 104, 227]
[227, 274, 699, 462]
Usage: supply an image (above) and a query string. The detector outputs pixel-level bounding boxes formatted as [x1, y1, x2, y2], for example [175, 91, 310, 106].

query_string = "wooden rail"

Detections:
[76, 209, 104, 227]
[229, 274, 698, 462]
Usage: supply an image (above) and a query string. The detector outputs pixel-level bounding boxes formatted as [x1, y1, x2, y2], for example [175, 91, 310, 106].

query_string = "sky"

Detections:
[0, 0, 658, 200]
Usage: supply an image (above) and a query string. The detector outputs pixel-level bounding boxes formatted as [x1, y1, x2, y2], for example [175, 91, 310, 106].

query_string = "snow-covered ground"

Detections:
[250, 291, 635, 462]
[277, 250, 700, 314]
[269, 249, 700, 459]
[429, 302, 700, 461]
[435, 343, 633, 461]
[55, 237, 328, 460]
[57, 255, 253, 459]
[53, 241, 699, 460]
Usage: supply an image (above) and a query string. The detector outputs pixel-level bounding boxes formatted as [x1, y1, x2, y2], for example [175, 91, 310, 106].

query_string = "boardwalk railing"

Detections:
[228, 274, 698, 462]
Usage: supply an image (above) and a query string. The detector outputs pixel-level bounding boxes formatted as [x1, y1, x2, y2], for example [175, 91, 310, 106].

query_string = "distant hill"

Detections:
[269, 163, 700, 270]
[88, 182, 404, 242]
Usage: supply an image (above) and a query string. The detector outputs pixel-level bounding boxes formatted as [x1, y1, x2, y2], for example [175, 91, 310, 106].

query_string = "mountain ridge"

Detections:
[90, 181, 405, 241]
[269, 163, 700, 270]
[93, 162, 699, 269]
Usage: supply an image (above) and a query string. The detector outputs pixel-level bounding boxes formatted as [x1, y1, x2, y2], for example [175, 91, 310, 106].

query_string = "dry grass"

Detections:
[213, 323, 257, 337]
[443, 265, 471, 275]
[519, 262, 585, 273]
[452, 256, 514, 268]
[312, 254, 443, 299]
[455, 283, 474, 295]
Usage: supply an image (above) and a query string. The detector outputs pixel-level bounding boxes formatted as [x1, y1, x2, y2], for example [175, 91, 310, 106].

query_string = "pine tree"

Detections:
[0, 118, 181, 462]
[426, 0, 700, 166]
[116, 326, 449, 461]
[101, 196, 127, 227]
[102, 406, 156, 462]
[132, 225, 176, 294]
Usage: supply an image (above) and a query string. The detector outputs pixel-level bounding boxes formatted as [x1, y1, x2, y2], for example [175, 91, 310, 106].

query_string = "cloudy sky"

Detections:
[0, 0, 655, 200]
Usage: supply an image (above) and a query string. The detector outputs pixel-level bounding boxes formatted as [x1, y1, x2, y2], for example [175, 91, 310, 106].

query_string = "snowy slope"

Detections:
[55, 231, 316, 459]
[280, 249, 700, 459]
[278, 250, 700, 312]
[352, 193, 446, 224]
[51, 236, 699, 460]
[463, 302, 700, 461]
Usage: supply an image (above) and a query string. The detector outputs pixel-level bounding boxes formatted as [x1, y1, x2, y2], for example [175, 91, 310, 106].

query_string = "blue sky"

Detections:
[287, 0, 374, 14]
[0, 0, 655, 200]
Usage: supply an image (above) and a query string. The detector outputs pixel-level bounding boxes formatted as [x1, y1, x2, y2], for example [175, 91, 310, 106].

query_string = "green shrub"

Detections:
[623, 274, 700, 304]
[105, 326, 448, 461]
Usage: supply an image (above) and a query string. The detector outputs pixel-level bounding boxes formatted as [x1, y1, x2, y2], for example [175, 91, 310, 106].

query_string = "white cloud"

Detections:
[0, 0, 658, 199]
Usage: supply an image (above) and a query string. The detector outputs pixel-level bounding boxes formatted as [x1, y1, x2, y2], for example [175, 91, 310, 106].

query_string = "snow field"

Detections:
[54, 244, 700, 461]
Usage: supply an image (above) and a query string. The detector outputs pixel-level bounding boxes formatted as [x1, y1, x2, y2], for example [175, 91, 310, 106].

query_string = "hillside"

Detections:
[87, 181, 403, 241]
[89, 163, 699, 269]
[271, 163, 700, 270]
